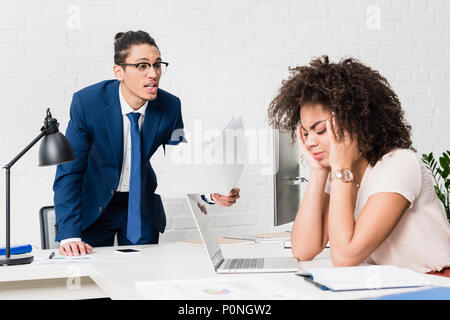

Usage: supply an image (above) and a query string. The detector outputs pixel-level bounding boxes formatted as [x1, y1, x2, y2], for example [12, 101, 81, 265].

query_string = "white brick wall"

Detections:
[0, 0, 448, 247]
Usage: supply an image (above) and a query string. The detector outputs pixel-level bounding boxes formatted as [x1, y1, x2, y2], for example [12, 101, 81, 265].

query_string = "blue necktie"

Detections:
[126, 112, 142, 244]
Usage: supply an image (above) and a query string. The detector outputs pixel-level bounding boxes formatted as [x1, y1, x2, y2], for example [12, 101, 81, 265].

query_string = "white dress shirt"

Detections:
[117, 85, 148, 192]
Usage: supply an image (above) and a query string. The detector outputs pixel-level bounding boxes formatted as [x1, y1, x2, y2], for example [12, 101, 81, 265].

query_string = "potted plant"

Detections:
[422, 151, 450, 220]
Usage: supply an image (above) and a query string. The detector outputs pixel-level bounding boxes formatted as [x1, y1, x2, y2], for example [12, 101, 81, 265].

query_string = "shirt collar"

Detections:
[119, 83, 148, 117]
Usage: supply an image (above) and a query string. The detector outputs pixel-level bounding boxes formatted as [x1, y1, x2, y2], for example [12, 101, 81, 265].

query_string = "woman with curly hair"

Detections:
[268, 56, 449, 276]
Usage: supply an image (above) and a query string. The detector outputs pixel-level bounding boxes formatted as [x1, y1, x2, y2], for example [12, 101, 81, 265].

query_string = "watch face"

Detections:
[341, 168, 354, 182]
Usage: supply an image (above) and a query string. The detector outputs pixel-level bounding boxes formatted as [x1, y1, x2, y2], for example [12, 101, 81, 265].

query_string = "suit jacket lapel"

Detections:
[103, 81, 124, 170]
[142, 97, 162, 162]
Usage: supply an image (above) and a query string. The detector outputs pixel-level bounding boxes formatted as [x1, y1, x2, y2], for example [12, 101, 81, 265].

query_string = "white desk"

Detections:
[1, 242, 449, 300]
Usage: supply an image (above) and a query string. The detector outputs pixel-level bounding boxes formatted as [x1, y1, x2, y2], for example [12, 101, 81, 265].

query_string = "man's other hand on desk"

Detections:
[59, 240, 93, 256]
[212, 187, 240, 207]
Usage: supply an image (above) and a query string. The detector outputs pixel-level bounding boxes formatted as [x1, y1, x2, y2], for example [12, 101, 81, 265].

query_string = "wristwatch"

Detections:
[330, 168, 354, 183]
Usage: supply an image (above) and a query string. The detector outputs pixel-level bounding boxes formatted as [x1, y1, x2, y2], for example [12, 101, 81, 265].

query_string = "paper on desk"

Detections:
[155, 117, 245, 197]
[32, 253, 96, 265]
[135, 278, 309, 300]
[296, 265, 432, 291]
[246, 231, 291, 240]
[224, 232, 291, 244]
[177, 237, 254, 247]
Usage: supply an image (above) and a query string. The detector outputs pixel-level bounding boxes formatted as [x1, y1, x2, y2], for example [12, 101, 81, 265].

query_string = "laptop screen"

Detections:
[185, 194, 224, 270]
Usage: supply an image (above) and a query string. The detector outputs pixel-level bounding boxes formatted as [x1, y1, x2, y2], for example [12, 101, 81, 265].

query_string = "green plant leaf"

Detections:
[440, 155, 449, 171]
[422, 154, 428, 162]
[422, 151, 450, 215]
[442, 152, 450, 163]
[431, 159, 437, 172]
[438, 193, 446, 206]
[444, 151, 450, 161]
[435, 185, 445, 197]
[442, 168, 449, 180]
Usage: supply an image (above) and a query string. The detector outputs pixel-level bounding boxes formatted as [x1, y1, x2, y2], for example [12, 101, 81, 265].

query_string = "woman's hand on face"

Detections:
[296, 125, 328, 172]
[326, 118, 361, 170]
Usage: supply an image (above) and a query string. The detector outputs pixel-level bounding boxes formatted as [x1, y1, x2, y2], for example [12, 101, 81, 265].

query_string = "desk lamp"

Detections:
[0, 109, 75, 266]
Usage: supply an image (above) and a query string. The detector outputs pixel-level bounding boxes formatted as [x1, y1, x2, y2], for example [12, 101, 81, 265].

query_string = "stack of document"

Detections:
[225, 232, 291, 244]
[156, 117, 245, 197]
[296, 265, 432, 291]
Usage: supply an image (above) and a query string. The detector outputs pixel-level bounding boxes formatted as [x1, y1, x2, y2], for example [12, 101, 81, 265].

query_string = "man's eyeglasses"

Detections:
[119, 62, 169, 75]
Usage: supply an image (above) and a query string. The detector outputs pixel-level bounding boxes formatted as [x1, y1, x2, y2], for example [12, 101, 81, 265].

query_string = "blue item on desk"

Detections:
[0, 244, 32, 256]
[374, 287, 450, 300]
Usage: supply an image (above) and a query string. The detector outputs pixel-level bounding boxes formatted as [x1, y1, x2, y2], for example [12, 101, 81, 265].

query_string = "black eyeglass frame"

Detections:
[118, 62, 169, 73]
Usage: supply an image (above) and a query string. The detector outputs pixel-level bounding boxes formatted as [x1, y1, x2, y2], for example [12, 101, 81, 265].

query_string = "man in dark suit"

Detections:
[53, 31, 240, 256]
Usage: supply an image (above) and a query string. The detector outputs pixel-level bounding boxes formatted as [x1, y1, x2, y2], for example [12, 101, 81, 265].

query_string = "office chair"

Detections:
[39, 206, 59, 249]
[39, 206, 120, 249]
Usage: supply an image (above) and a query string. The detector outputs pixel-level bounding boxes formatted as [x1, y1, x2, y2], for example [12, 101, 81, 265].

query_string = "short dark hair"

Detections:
[268, 55, 414, 166]
[113, 30, 159, 65]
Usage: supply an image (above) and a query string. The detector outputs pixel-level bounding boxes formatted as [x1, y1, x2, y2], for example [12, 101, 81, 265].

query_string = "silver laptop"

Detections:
[185, 194, 299, 273]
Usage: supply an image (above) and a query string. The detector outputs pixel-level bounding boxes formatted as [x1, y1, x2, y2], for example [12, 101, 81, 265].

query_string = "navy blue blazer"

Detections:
[53, 80, 184, 241]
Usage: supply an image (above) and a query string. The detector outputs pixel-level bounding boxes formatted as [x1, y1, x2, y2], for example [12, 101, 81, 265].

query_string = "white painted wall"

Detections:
[0, 0, 448, 247]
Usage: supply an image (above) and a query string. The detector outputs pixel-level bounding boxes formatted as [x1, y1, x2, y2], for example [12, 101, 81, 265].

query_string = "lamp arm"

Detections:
[3, 130, 47, 170]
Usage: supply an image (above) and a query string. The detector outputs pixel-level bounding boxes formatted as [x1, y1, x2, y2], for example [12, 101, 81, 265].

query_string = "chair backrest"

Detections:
[39, 206, 59, 249]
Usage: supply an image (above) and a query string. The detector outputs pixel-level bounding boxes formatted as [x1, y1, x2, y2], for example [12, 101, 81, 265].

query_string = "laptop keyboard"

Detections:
[222, 258, 264, 270]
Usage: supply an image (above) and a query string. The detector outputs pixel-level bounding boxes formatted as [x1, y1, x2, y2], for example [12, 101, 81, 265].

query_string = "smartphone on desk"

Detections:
[115, 248, 140, 253]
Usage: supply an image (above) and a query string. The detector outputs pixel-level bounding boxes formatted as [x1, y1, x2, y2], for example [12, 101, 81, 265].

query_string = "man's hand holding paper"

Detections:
[212, 187, 241, 207]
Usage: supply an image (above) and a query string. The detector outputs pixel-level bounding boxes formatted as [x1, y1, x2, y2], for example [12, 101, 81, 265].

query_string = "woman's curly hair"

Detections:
[268, 55, 414, 166]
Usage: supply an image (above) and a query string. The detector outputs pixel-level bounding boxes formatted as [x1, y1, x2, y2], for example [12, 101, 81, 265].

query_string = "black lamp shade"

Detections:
[38, 132, 76, 166]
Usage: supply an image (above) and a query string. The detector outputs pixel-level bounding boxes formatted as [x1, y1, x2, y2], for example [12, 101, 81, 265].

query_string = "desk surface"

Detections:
[1, 242, 449, 300]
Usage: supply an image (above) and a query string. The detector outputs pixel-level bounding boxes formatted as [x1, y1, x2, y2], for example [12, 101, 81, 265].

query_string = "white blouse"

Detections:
[325, 149, 450, 273]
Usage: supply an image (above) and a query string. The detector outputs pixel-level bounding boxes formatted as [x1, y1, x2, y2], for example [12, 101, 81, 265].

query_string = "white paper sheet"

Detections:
[155, 117, 245, 197]
[135, 278, 309, 300]
[32, 252, 96, 265]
